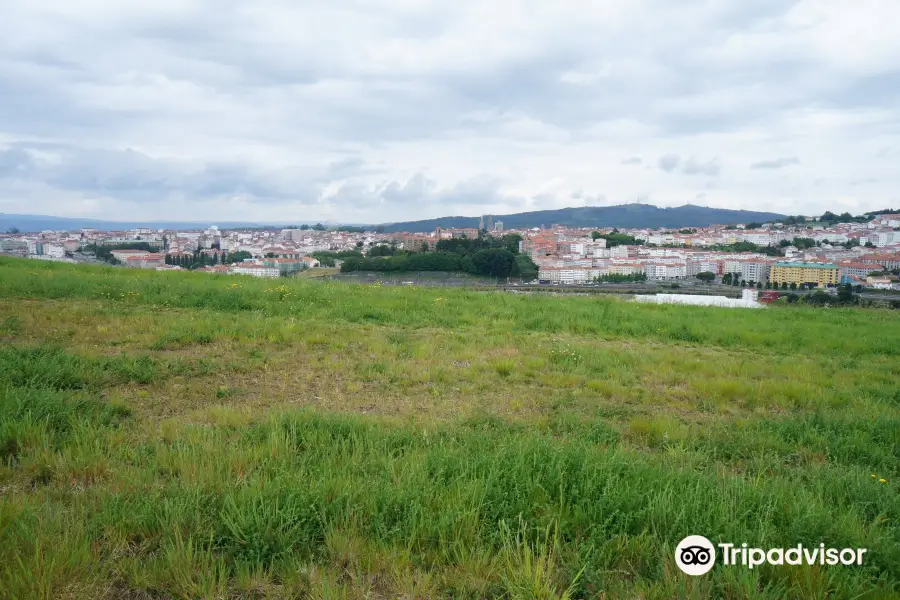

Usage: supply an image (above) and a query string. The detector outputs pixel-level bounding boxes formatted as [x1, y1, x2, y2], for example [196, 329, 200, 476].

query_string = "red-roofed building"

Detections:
[123, 253, 165, 269]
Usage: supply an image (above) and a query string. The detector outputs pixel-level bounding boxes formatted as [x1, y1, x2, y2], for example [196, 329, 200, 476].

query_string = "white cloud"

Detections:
[0, 0, 898, 223]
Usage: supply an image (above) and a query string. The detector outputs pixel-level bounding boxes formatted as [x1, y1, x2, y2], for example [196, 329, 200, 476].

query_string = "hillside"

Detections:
[0, 257, 898, 599]
[379, 203, 786, 232]
[0, 213, 290, 233]
[1, 204, 785, 234]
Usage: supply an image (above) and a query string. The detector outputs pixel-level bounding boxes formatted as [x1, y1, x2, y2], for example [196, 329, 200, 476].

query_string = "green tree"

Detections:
[224, 251, 252, 264]
[836, 284, 857, 304]
[594, 232, 641, 247]
[469, 249, 516, 277]
[792, 237, 817, 250]
[696, 271, 715, 283]
[514, 254, 539, 280]
[500, 233, 523, 254]
[367, 244, 396, 257]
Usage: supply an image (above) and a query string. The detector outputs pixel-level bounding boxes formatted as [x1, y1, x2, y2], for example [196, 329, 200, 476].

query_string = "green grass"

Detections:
[0, 257, 898, 599]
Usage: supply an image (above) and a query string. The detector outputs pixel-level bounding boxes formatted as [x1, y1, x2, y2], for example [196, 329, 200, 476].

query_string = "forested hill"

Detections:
[378, 204, 786, 232]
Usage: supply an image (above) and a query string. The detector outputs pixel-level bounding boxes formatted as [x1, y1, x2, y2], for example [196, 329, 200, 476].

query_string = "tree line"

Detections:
[339, 234, 538, 279]
[591, 230, 643, 246]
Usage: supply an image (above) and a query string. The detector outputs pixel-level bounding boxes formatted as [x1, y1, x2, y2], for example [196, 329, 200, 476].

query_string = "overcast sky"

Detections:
[1, 0, 899, 224]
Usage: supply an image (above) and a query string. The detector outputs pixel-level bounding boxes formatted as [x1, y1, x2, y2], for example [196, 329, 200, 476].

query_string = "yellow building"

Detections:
[771, 262, 839, 288]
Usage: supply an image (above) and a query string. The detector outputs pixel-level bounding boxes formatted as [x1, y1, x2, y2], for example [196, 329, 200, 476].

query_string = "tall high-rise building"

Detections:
[478, 215, 485, 230]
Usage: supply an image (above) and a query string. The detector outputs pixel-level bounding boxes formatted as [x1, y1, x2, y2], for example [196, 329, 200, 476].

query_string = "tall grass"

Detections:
[0, 257, 898, 598]
[2, 257, 897, 357]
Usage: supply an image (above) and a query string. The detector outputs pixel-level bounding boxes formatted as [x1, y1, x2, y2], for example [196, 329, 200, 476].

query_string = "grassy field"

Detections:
[0, 256, 898, 600]
[297, 268, 341, 279]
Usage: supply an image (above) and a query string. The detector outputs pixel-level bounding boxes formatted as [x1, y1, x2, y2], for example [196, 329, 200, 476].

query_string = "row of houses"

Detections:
[194, 257, 322, 278]
[107, 249, 321, 277]
[538, 256, 900, 288]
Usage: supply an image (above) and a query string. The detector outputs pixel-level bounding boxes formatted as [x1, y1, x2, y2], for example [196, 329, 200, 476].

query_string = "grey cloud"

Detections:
[0, 143, 353, 204]
[572, 191, 609, 206]
[1, 0, 899, 220]
[379, 173, 437, 203]
[751, 157, 800, 170]
[681, 156, 721, 177]
[658, 154, 681, 172]
[378, 173, 505, 206]
[0, 139, 519, 218]
[657, 154, 720, 176]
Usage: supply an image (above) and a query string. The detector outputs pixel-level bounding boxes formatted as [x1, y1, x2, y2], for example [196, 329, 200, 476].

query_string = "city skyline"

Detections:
[1, 1, 899, 223]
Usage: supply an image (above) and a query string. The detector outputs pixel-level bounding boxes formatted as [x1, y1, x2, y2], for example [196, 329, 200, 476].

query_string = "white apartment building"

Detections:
[723, 258, 743, 275]
[46, 244, 66, 259]
[559, 257, 593, 266]
[739, 261, 771, 283]
[232, 263, 280, 278]
[644, 263, 686, 279]
[839, 262, 880, 279]
[686, 259, 721, 277]
[647, 248, 684, 258]
[813, 232, 848, 244]
[872, 231, 896, 247]
[281, 229, 305, 242]
[723, 258, 770, 282]
[608, 263, 643, 276]
[647, 234, 676, 246]
[741, 233, 773, 245]
[538, 267, 600, 283]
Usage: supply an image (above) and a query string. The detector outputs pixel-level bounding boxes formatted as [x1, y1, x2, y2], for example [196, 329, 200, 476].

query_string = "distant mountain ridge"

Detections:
[378, 204, 787, 232]
[0, 214, 297, 233]
[2, 204, 787, 234]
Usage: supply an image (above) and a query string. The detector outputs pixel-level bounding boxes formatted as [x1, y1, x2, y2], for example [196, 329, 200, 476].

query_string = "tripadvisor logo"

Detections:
[675, 536, 868, 576]
[675, 535, 716, 576]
